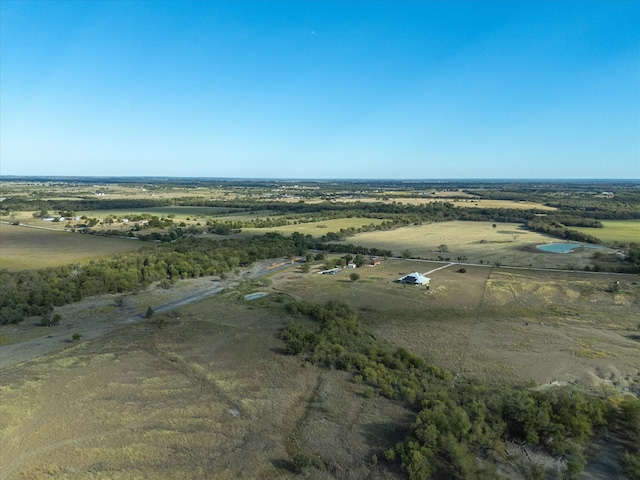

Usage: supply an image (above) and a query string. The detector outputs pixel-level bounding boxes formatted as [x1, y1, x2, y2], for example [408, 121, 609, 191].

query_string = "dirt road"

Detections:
[0, 258, 298, 370]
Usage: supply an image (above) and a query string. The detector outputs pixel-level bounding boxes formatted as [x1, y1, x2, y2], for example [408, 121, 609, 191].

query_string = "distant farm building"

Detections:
[319, 268, 343, 275]
[398, 272, 430, 286]
[366, 257, 381, 266]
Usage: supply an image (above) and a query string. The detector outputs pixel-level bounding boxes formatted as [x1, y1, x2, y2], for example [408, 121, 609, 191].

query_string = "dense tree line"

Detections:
[0, 197, 172, 214]
[280, 300, 639, 479]
[0, 233, 315, 324]
[525, 219, 602, 244]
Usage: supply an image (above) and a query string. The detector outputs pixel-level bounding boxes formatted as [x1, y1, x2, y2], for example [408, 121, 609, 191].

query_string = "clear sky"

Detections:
[1, 0, 638, 179]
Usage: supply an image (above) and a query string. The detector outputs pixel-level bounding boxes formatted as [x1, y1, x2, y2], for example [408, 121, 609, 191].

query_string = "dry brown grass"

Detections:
[269, 260, 640, 393]
[2, 253, 639, 479]
[332, 197, 556, 210]
[0, 292, 406, 479]
[341, 221, 616, 269]
[0, 223, 143, 270]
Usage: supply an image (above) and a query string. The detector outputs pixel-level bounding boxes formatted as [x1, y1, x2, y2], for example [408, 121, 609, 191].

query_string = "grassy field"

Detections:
[0, 292, 408, 479]
[1, 258, 638, 478]
[270, 258, 640, 389]
[340, 220, 617, 269]
[0, 223, 143, 270]
[571, 220, 640, 244]
[77, 206, 240, 220]
[240, 217, 386, 238]
[333, 197, 556, 210]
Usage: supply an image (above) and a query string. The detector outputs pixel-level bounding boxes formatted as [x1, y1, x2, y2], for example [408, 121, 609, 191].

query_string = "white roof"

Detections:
[398, 272, 430, 284]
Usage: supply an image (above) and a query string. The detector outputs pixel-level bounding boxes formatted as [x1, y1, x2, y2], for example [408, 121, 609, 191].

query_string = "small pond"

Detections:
[537, 243, 603, 254]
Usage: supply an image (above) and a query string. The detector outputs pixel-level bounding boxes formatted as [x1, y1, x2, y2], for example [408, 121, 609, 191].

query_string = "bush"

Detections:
[457, 267, 467, 273]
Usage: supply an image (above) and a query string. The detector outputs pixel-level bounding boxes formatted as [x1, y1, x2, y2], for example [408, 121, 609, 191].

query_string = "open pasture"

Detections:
[268, 259, 640, 394]
[0, 294, 407, 479]
[571, 220, 640, 244]
[342, 221, 615, 269]
[0, 223, 142, 270]
[240, 217, 385, 238]
[78, 205, 241, 220]
[333, 196, 556, 210]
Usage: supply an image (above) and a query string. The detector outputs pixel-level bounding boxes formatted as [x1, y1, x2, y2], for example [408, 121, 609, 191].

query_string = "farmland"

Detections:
[240, 217, 386, 238]
[334, 196, 557, 210]
[0, 223, 142, 270]
[571, 220, 640, 244]
[340, 221, 618, 269]
[1, 178, 639, 479]
[1, 256, 638, 478]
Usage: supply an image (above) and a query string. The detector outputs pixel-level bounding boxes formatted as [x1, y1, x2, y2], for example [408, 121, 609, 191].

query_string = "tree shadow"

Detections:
[361, 420, 411, 449]
[270, 346, 288, 355]
[270, 458, 297, 473]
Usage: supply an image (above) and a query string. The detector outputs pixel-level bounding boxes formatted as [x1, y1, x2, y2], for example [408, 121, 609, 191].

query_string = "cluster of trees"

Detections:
[526, 218, 602, 245]
[280, 300, 639, 479]
[0, 197, 171, 215]
[0, 232, 315, 324]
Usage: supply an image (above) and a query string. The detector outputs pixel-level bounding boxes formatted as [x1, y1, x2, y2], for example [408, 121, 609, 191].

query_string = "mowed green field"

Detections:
[240, 217, 385, 238]
[0, 223, 143, 270]
[571, 220, 640, 244]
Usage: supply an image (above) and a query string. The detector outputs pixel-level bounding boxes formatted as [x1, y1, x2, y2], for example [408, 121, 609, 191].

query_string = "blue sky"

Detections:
[1, 0, 638, 179]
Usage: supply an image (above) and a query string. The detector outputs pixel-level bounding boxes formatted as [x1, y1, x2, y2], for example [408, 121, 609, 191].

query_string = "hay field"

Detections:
[342, 221, 614, 269]
[240, 217, 385, 238]
[571, 220, 640, 244]
[0, 223, 142, 270]
[0, 295, 407, 479]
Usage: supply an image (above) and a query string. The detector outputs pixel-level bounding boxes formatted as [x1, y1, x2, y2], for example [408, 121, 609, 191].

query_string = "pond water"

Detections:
[244, 292, 267, 301]
[537, 243, 603, 254]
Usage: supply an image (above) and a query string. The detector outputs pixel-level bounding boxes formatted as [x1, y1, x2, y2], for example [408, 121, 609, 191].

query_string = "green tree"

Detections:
[145, 306, 155, 318]
[565, 443, 586, 479]
[350, 272, 360, 282]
